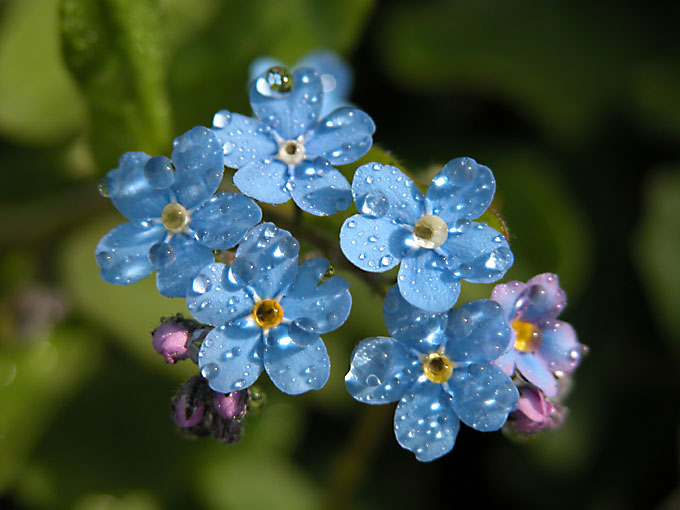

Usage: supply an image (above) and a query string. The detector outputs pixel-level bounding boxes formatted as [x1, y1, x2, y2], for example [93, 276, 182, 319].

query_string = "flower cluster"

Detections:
[95, 50, 585, 459]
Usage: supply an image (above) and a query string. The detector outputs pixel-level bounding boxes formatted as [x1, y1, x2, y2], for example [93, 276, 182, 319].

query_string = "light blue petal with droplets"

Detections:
[536, 320, 581, 374]
[444, 299, 513, 364]
[96, 220, 165, 285]
[191, 192, 262, 250]
[212, 110, 278, 168]
[198, 318, 264, 393]
[394, 379, 460, 462]
[494, 349, 517, 375]
[397, 249, 461, 313]
[170, 126, 224, 209]
[345, 337, 420, 405]
[289, 158, 352, 215]
[425, 157, 496, 223]
[105, 152, 172, 220]
[304, 108, 375, 165]
[439, 221, 513, 283]
[383, 285, 448, 353]
[351, 163, 425, 225]
[186, 263, 254, 327]
[156, 234, 214, 298]
[340, 215, 411, 272]
[250, 67, 323, 140]
[233, 222, 299, 299]
[279, 258, 351, 334]
[449, 363, 519, 431]
[233, 159, 291, 204]
[263, 325, 330, 395]
[516, 353, 558, 397]
[298, 50, 353, 116]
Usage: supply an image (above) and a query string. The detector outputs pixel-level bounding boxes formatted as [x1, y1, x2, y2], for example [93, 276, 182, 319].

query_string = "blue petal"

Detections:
[233, 160, 291, 204]
[96, 220, 164, 285]
[345, 337, 420, 404]
[383, 285, 448, 353]
[279, 258, 351, 334]
[494, 350, 516, 375]
[247, 56, 283, 85]
[339, 215, 411, 272]
[212, 110, 278, 168]
[170, 126, 224, 209]
[425, 157, 496, 224]
[105, 152, 172, 220]
[186, 263, 254, 326]
[519, 273, 568, 322]
[535, 320, 582, 375]
[515, 353, 558, 397]
[449, 363, 519, 431]
[191, 191, 262, 250]
[263, 325, 330, 394]
[397, 249, 461, 313]
[439, 221, 513, 283]
[304, 108, 375, 165]
[232, 222, 299, 299]
[394, 379, 460, 462]
[444, 299, 513, 364]
[289, 158, 351, 215]
[297, 50, 353, 116]
[198, 318, 264, 393]
[156, 234, 214, 298]
[250, 67, 323, 140]
[351, 163, 425, 225]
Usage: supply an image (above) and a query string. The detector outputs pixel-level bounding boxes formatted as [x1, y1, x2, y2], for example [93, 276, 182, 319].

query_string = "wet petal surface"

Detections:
[233, 159, 291, 204]
[289, 158, 351, 215]
[191, 192, 262, 250]
[516, 352, 559, 397]
[304, 107, 374, 165]
[535, 320, 583, 374]
[156, 234, 214, 297]
[340, 215, 411, 272]
[397, 249, 461, 313]
[212, 110, 277, 168]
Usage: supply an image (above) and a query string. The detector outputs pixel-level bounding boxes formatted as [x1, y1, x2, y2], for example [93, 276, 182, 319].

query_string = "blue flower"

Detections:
[340, 158, 514, 312]
[248, 49, 353, 117]
[345, 286, 519, 462]
[492, 273, 585, 397]
[212, 66, 375, 216]
[96, 126, 262, 297]
[188, 222, 352, 395]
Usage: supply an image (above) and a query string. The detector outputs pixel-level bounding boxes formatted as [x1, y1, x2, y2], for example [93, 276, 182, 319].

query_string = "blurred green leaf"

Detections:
[0, 0, 85, 144]
[633, 167, 680, 354]
[60, 0, 172, 171]
[0, 326, 102, 493]
[60, 216, 193, 379]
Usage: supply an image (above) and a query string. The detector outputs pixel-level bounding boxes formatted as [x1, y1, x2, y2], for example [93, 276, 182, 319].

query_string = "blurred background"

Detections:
[1, 0, 679, 508]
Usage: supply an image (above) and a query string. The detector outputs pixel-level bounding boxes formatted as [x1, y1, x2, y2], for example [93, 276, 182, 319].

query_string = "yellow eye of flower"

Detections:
[253, 299, 284, 329]
[512, 320, 542, 352]
[422, 352, 454, 384]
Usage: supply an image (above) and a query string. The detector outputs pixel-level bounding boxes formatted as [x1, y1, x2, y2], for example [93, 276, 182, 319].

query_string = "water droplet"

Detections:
[201, 363, 219, 380]
[95, 251, 113, 268]
[192, 274, 211, 294]
[233, 379, 247, 389]
[144, 156, 174, 188]
[365, 374, 381, 386]
[148, 242, 175, 268]
[97, 179, 109, 197]
[273, 236, 298, 258]
[360, 191, 389, 218]
[380, 255, 392, 266]
[289, 317, 318, 347]
[230, 257, 258, 285]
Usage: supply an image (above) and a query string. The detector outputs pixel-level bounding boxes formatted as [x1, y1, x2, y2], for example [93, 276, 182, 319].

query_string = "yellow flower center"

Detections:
[512, 320, 542, 352]
[422, 352, 455, 384]
[161, 203, 190, 233]
[253, 299, 284, 329]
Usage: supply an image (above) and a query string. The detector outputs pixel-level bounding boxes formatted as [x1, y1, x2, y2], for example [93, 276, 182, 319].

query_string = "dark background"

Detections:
[0, 0, 678, 508]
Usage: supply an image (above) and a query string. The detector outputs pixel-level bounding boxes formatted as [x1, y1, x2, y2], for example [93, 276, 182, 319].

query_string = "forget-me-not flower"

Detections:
[345, 285, 519, 462]
[492, 273, 585, 397]
[340, 158, 513, 312]
[212, 66, 375, 216]
[248, 49, 353, 117]
[96, 126, 262, 297]
[188, 222, 352, 395]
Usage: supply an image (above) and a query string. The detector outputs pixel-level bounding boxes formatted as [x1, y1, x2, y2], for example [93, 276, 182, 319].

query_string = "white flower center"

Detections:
[413, 215, 448, 249]
[161, 203, 190, 234]
[277, 139, 306, 165]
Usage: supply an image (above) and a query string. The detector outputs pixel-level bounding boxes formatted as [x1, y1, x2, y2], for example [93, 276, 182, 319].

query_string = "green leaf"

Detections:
[60, 0, 172, 171]
[0, 326, 102, 492]
[633, 167, 680, 354]
[0, 0, 85, 144]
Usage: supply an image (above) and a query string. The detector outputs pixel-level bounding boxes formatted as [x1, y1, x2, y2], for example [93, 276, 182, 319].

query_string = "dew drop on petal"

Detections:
[148, 242, 176, 268]
[97, 179, 110, 197]
[230, 257, 258, 285]
[201, 363, 219, 380]
[360, 191, 389, 218]
[192, 274, 212, 294]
